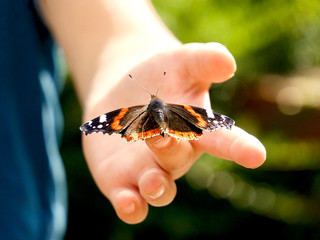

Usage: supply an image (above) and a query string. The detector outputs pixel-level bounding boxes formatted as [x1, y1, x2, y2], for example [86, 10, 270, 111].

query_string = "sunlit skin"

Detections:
[39, 0, 266, 224]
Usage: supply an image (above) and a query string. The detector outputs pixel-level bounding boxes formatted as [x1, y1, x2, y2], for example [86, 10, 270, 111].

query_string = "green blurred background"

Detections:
[61, 0, 320, 239]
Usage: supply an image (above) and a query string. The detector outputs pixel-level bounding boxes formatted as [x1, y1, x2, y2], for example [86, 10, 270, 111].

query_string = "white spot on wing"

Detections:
[206, 109, 215, 119]
[99, 114, 107, 123]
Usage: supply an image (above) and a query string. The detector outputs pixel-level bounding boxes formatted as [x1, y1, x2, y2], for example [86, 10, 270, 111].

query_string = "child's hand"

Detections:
[81, 43, 266, 224]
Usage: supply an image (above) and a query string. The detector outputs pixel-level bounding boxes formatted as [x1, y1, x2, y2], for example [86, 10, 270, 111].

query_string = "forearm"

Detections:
[38, 0, 179, 107]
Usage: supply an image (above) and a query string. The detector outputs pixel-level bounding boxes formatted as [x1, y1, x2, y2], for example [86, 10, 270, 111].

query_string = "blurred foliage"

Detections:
[60, 0, 320, 239]
[153, 0, 320, 77]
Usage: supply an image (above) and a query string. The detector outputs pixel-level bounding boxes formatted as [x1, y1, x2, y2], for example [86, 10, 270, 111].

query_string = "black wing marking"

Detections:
[165, 110, 203, 140]
[168, 104, 235, 131]
[79, 105, 146, 135]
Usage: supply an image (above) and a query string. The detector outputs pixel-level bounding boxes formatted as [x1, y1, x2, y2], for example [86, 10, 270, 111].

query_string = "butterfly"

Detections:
[80, 73, 235, 141]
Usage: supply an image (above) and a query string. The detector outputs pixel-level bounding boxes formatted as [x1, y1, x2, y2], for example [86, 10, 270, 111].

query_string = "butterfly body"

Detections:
[80, 95, 235, 142]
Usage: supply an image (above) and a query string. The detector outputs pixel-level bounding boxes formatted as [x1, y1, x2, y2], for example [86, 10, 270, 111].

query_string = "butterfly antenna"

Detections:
[155, 71, 166, 96]
[129, 74, 153, 96]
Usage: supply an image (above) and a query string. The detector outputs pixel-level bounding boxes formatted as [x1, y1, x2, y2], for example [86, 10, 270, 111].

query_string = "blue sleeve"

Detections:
[0, 0, 67, 239]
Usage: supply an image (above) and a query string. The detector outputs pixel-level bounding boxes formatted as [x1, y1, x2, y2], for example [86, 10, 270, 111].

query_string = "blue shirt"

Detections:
[0, 1, 67, 239]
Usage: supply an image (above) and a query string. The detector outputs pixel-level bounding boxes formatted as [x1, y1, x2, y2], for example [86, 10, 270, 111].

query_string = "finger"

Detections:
[86, 142, 151, 224]
[182, 42, 237, 88]
[195, 126, 266, 168]
[146, 135, 200, 179]
[109, 187, 148, 224]
[138, 168, 177, 207]
[89, 142, 178, 223]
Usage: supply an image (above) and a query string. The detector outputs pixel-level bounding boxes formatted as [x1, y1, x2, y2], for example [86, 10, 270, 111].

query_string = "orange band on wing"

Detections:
[167, 129, 202, 140]
[183, 105, 207, 127]
[111, 107, 130, 130]
[124, 129, 161, 141]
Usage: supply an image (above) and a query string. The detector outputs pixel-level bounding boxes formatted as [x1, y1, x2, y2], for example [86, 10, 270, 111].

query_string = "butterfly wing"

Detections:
[121, 112, 162, 141]
[168, 104, 235, 131]
[164, 109, 203, 140]
[79, 105, 146, 135]
[80, 101, 234, 141]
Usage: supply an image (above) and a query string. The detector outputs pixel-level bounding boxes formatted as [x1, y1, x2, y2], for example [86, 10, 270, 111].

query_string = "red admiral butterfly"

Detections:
[80, 74, 235, 141]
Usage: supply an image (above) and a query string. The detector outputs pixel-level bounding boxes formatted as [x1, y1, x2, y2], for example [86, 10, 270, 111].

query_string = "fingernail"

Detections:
[152, 136, 171, 148]
[121, 202, 135, 214]
[148, 183, 165, 200]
